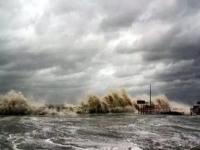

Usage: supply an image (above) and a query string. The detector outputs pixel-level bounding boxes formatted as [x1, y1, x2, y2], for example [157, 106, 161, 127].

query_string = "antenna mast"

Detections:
[150, 84, 151, 107]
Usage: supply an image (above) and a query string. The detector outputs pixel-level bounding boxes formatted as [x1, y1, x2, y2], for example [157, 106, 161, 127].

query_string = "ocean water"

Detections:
[0, 114, 200, 150]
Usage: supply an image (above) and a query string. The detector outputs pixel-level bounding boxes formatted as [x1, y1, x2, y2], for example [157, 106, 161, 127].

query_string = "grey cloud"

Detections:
[115, 42, 139, 54]
[99, 0, 151, 31]
[0, 0, 200, 105]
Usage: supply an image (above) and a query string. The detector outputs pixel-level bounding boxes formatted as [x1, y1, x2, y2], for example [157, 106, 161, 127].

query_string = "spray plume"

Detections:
[0, 90, 190, 115]
[77, 89, 135, 113]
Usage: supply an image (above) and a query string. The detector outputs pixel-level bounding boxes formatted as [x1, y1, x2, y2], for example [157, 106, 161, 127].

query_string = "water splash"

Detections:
[0, 90, 190, 115]
[77, 89, 135, 113]
[0, 90, 75, 116]
[0, 90, 32, 115]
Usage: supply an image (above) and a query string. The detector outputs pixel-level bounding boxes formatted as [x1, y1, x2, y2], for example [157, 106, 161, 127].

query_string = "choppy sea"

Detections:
[0, 114, 200, 150]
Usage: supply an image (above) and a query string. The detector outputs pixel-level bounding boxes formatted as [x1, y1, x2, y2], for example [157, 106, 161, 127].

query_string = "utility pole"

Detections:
[150, 84, 151, 107]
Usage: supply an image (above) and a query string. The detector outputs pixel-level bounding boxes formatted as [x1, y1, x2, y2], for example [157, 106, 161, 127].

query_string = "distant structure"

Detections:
[190, 101, 200, 115]
[136, 84, 184, 115]
[137, 84, 153, 114]
[46, 104, 65, 112]
[150, 84, 152, 112]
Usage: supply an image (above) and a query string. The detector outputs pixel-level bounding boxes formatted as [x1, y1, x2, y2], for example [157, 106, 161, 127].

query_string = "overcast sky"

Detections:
[0, 0, 200, 104]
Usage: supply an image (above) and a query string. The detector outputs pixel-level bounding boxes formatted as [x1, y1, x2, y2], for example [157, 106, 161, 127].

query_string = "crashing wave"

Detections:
[0, 90, 75, 116]
[0, 90, 189, 115]
[77, 90, 135, 113]
[0, 90, 32, 115]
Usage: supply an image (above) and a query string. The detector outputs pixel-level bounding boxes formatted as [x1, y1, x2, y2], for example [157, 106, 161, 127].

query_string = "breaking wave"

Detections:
[0, 90, 190, 116]
[0, 90, 75, 116]
[0, 90, 32, 115]
[77, 89, 135, 113]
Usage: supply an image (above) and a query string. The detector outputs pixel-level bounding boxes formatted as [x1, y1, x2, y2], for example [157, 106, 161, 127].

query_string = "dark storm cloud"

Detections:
[99, 0, 151, 31]
[0, 0, 200, 104]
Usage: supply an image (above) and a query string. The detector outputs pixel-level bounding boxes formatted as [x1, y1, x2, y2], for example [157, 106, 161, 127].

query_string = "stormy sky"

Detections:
[0, 0, 200, 104]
